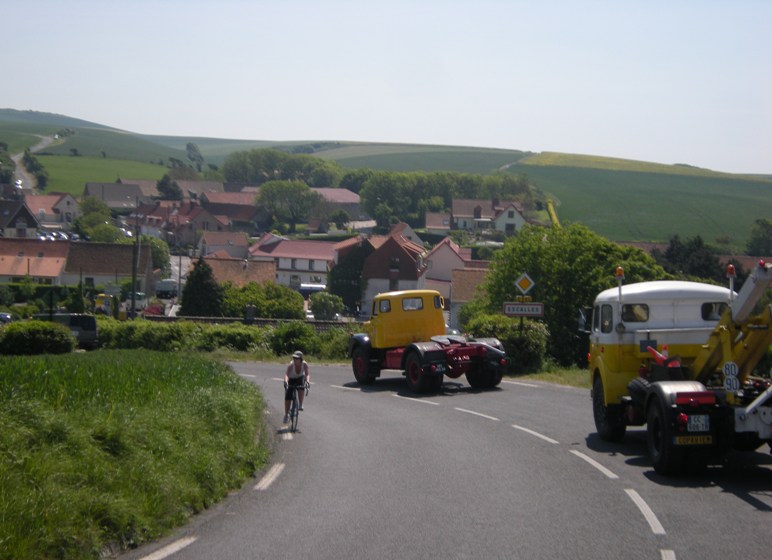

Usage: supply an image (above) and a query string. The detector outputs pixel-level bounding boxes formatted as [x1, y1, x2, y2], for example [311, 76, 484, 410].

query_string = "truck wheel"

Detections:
[592, 376, 626, 442]
[405, 353, 430, 393]
[352, 346, 375, 385]
[466, 369, 502, 389]
[646, 398, 685, 475]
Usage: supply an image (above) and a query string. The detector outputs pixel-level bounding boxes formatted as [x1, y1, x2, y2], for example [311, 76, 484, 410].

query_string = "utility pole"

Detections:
[130, 197, 139, 318]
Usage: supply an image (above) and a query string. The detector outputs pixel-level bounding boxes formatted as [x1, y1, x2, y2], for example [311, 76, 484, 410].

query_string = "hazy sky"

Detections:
[5, 0, 771, 174]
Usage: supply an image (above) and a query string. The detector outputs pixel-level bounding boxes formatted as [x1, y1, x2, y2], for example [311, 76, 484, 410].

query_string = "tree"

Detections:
[652, 235, 723, 282]
[157, 174, 182, 200]
[88, 223, 123, 243]
[186, 142, 204, 172]
[309, 291, 344, 320]
[328, 240, 372, 313]
[258, 180, 322, 232]
[480, 224, 667, 366]
[747, 218, 772, 256]
[180, 258, 224, 317]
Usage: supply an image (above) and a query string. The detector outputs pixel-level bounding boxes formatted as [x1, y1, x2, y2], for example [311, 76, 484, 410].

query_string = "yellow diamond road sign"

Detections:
[515, 273, 535, 295]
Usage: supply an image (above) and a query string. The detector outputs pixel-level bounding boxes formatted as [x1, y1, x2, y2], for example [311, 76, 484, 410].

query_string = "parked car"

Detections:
[32, 313, 99, 350]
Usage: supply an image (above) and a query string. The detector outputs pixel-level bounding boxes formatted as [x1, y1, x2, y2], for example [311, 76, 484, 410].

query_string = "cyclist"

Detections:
[283, 350, 310, 423]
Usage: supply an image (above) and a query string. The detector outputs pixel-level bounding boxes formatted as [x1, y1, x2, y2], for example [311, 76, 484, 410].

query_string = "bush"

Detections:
[195, 323, 273, 353]
[465, 314, 549, 374]
[315, 327, 350, 361]
[269, 321, 318, 357]
[0, 320, 76, 355]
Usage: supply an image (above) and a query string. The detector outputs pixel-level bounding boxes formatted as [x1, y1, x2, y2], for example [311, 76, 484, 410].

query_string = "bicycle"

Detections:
[287, 382, 309, 433]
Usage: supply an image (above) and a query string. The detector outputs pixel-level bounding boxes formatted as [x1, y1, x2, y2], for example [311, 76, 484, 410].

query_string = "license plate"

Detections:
[674, 435, 713, 445]
[434, 363, 446, 373]
[688, 414, 709, 432]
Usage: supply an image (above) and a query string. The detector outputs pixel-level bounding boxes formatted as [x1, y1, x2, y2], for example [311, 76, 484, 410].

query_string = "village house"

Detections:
[199, 191, 262, 235]
[248, 232, 337, 290]
[311, 187, 368, 221]
[424, 236, 489, 300]
[451, 199, 527, 235]
[448, 268, 490, 330]
[198, 231, 250, 259]
[0, 238, 153, 293]
[83, 182, 152, 213]
[201, 254, 275, 288]
[359, 230, 429, 317]
[0, 238, 67, 283]
[0, 200, 40, 238]
[24, 193, 81, 232]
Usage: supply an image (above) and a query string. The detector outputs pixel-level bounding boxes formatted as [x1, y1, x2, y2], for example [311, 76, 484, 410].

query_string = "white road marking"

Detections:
[239, 373, 256, 378]
[625, 489, 666, 535]
[569, 450, 619, 479]
[138, 537, 197, 560]
[331, 384, 360, 391]
[511, 424, 559, 444]
[281, 432, 294, 441]
[501, 380, 540, 387]
[454, 407, 500, 421]
[394, 395, 440, 405]
[254, 463, 285, 491]
[661, 550, 676, 560]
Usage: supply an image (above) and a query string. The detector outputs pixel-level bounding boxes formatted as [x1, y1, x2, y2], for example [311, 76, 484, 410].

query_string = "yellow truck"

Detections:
[589, 261, 772, 474]
[348, 289, 509, 392]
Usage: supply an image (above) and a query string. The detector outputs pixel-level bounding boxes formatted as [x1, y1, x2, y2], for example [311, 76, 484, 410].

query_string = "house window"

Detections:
[291, 259, 297, 270]
[309, 260, 315, 271]
[389, 277, 398, 291]
[508, 210, 514, 218]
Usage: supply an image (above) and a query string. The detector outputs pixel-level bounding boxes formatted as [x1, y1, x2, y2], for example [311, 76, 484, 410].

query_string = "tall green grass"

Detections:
[0, 350, 268, 560]
[37, 155, 168, 197]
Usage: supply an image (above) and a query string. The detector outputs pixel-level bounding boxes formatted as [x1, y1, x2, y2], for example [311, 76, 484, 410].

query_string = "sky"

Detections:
[5, 0, 771, 174]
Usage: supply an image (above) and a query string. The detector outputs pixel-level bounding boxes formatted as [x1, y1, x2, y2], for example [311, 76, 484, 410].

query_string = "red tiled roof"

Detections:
[0, 239, 68, 279]
[311, 188, 360, 204]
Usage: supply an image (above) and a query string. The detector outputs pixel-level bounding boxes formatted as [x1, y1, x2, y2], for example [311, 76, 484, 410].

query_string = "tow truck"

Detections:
[589, 260, 772, 474]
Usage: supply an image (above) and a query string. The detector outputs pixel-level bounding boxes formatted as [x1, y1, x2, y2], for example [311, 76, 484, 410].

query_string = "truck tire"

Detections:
[405, 352, 438, 393]
[466, 368, 502, 389]
[592, 376, 626, 442]
[646, 398, 685, 475]
[352, 346, 376, 386]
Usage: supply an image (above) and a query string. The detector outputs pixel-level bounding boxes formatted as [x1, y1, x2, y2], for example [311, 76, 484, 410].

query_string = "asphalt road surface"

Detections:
[119, 363, 772, 560]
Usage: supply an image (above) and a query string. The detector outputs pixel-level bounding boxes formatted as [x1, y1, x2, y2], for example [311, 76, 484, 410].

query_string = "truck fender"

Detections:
[469, 337, 505, 351]
[348, 333, 371, 357]
[644, 379, 708, 411]
[402, 341, 443, 369]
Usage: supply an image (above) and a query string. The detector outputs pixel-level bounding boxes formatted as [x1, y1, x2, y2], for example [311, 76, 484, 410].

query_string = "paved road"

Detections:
[120, 363, 772, 560]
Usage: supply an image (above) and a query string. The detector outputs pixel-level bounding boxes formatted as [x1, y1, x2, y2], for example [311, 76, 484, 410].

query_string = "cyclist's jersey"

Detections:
[286, 361, 309, 380]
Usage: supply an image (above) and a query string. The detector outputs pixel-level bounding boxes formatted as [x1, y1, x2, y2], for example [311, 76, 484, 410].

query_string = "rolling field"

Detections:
[3, 109, 770, 250]
[511, 164, 772, 247]
[38, 155, 168, 197]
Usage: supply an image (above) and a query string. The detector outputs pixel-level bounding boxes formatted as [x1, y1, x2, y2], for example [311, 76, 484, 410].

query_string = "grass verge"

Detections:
[0, 350, 269, 560]
[516, 366, 590, 389]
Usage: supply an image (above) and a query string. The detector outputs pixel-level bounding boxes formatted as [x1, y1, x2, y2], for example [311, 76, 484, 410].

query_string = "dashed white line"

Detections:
[454, 407, 499, 421]
[501, 380, 540, 388]
[254, 463, 285, 491]
[625, 488, 666, 535]
[138, 537, 197, 560]
[331, 384, 359, 391]
[239, 373, 256, 378]
[569, 450, 619, 479]
[394, 395, 440, 405]
[661, 550, 676, 560]
[511, 424, 559, 444]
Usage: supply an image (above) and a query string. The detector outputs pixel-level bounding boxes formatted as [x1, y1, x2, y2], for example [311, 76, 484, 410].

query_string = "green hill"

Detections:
[2, 108, 770, 251]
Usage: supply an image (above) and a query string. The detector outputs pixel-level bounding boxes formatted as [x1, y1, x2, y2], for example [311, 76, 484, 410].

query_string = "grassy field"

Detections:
[4, 109, 771, 251]
[0, 350, 268, 560]
[510, 163, 772, 249]
[38, 155, 168, 197]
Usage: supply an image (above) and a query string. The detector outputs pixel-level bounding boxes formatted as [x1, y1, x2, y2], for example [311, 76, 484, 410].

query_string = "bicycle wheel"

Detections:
[291, 390, 299, 432]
